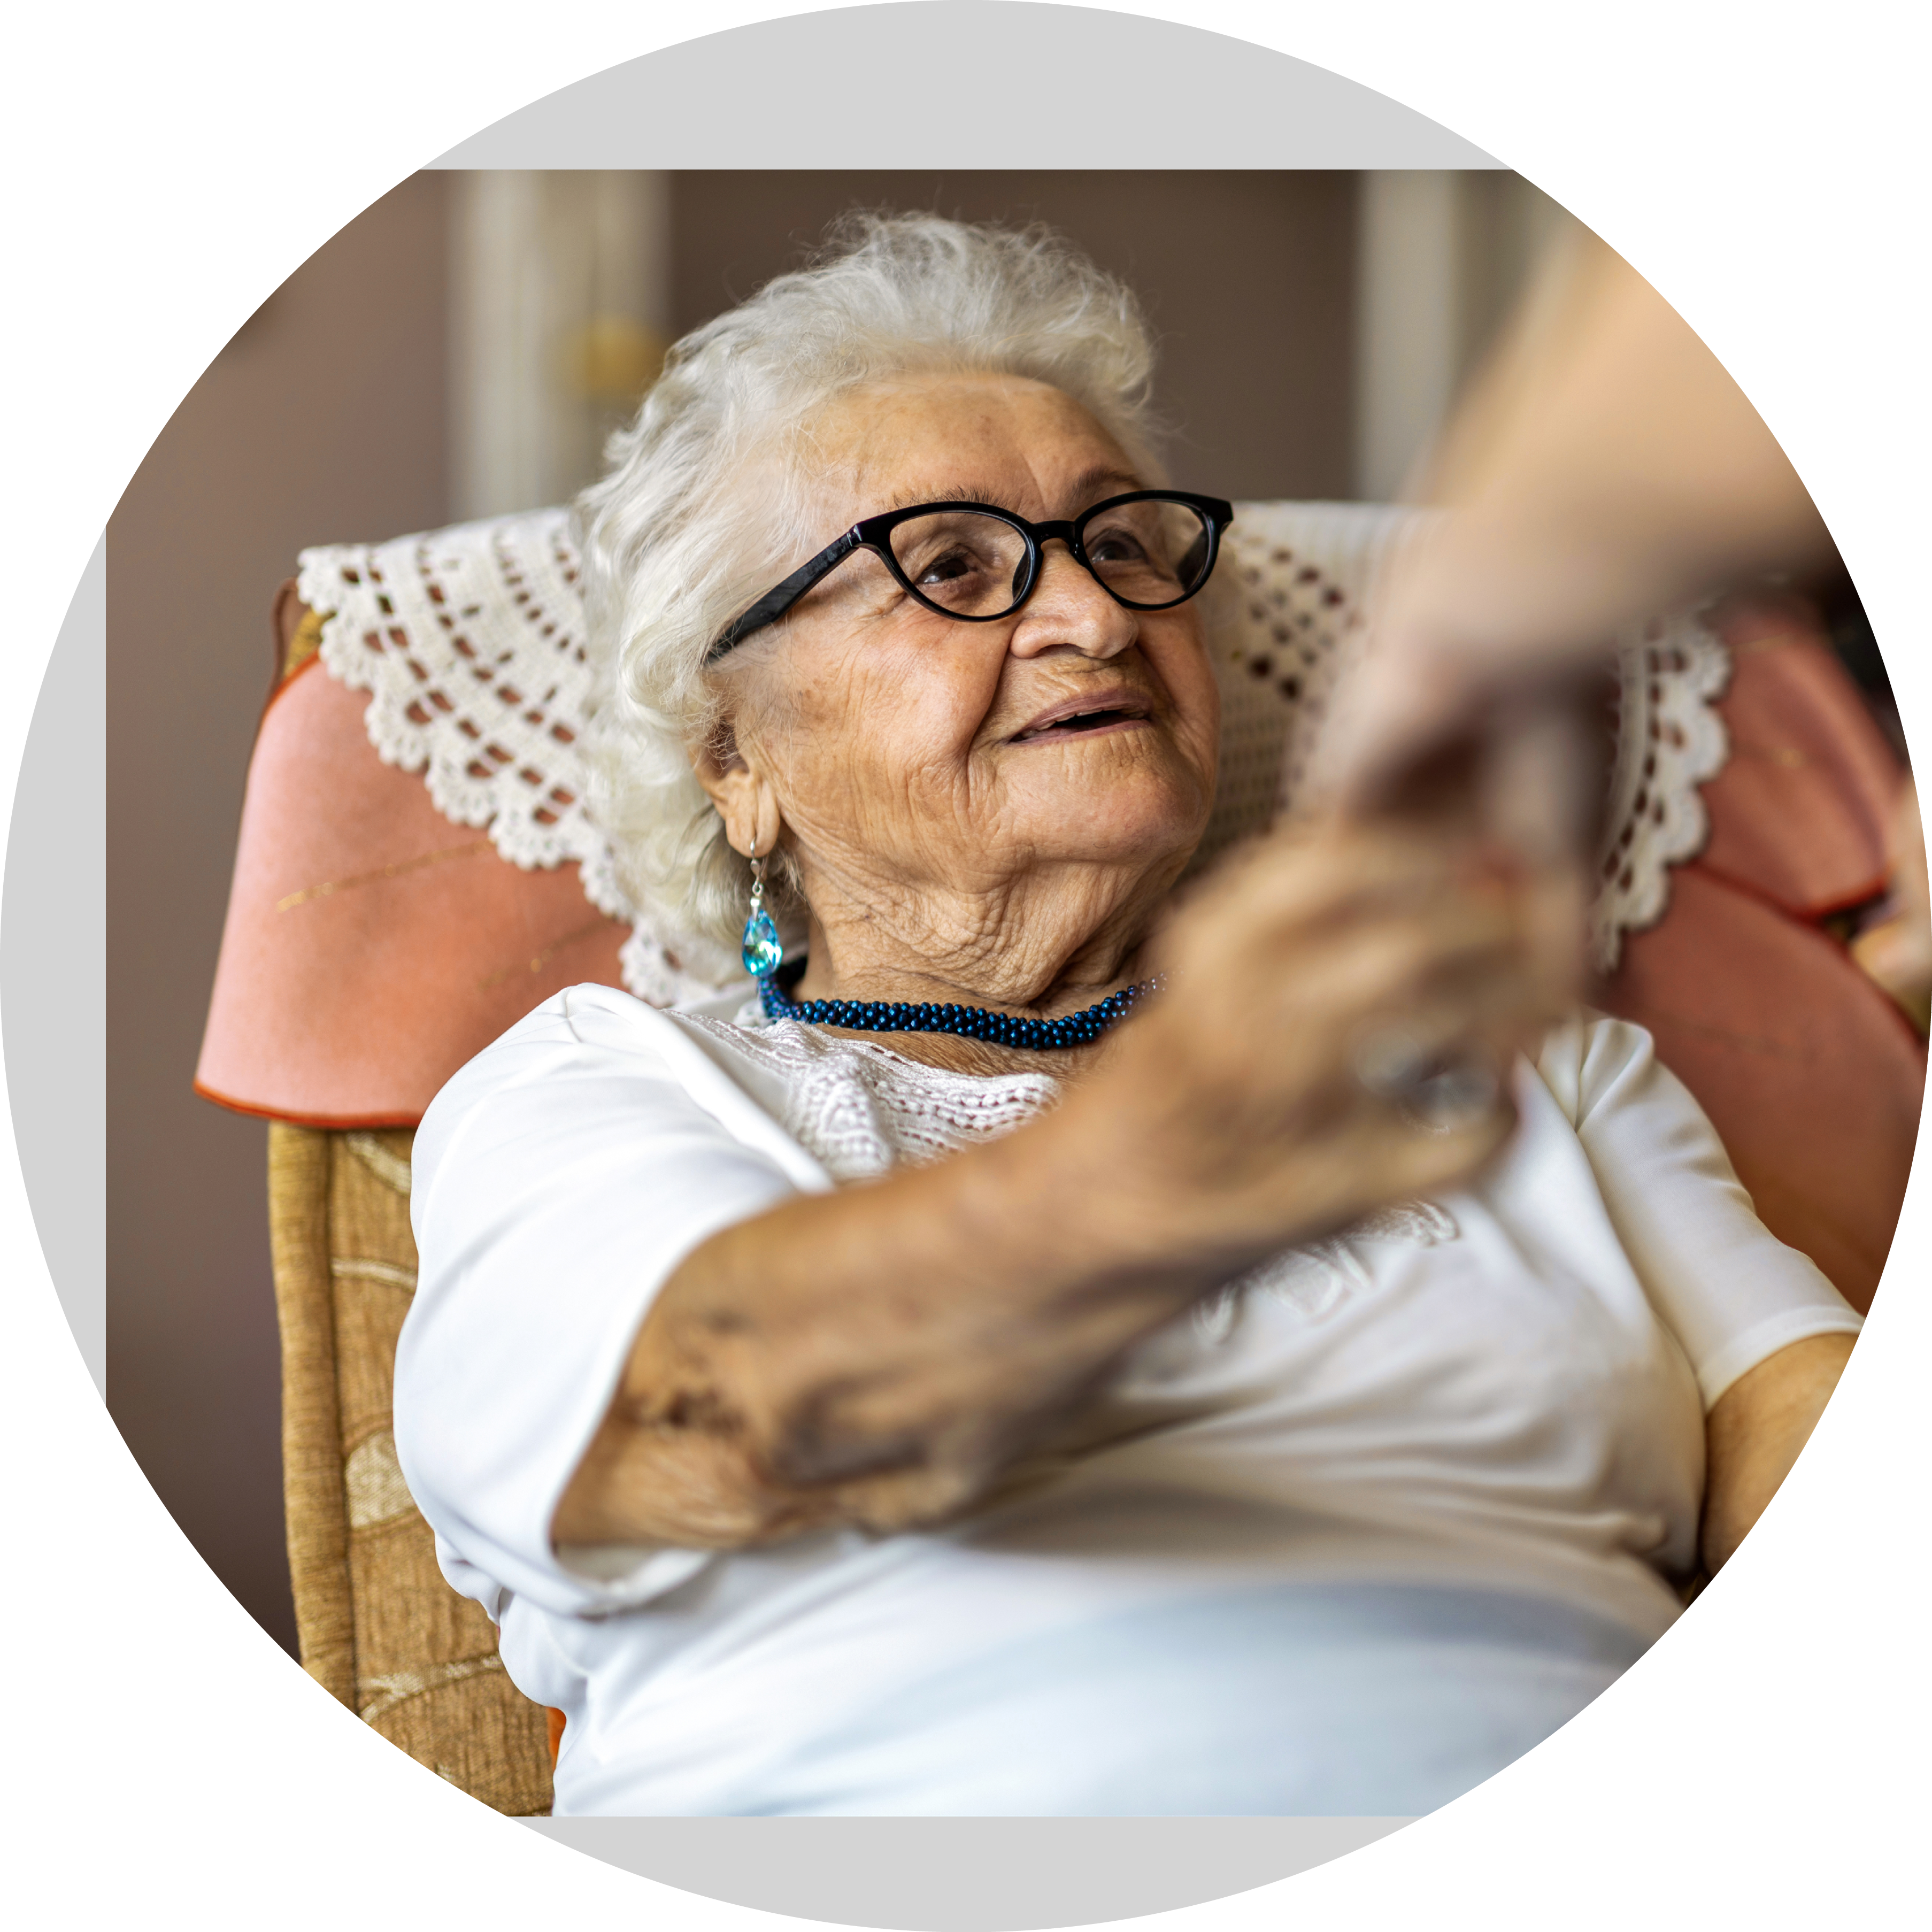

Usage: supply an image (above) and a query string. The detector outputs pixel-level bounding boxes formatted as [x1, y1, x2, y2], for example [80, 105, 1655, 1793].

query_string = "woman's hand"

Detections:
[556, 820, 1569, 1553]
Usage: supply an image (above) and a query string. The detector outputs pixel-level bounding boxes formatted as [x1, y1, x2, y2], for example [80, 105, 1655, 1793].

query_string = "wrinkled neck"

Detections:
[787, 851, 1182, 1020]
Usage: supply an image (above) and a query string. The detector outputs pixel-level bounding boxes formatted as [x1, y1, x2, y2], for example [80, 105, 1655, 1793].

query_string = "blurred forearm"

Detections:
[1330, 234, 1833, 813]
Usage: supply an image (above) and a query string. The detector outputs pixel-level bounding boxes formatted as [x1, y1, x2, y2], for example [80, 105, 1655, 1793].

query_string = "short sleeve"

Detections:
[393, 986, 814, 1620]
[1534, 1015, 1863, 1407]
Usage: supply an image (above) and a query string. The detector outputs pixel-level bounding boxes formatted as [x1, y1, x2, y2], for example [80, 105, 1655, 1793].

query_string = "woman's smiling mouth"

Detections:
[1008, 690, 1156, 744]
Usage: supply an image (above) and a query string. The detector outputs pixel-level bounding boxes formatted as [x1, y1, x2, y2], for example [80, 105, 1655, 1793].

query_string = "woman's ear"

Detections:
[690, 716, 783, 859]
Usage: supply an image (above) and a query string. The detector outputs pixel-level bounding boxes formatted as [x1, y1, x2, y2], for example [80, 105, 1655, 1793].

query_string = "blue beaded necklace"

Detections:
[756, 966, 1161, 1051]
[740, 850, 1159, 1050]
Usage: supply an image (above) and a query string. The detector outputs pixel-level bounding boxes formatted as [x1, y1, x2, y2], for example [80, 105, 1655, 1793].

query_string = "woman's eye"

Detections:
[918, 548, 978, 585]
[1088, 530, 1151, 564]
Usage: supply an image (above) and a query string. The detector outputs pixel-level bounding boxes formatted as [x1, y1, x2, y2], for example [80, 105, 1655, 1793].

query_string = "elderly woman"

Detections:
[394, 217, 1861, 1818]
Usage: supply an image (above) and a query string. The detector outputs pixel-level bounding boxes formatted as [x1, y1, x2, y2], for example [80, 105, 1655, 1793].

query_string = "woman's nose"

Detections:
[1007, 543, 1137, 660]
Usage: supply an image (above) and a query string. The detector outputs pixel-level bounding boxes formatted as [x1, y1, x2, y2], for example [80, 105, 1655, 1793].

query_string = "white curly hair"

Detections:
[575, 212, 1168, 977]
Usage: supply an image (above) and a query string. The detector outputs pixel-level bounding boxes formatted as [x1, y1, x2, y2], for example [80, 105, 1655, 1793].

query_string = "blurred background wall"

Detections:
[106, 168, 1571, 1652]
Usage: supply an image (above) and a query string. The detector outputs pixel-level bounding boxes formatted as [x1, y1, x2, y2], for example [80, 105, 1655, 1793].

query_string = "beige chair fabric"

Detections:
[267, 1120, 553, 1815]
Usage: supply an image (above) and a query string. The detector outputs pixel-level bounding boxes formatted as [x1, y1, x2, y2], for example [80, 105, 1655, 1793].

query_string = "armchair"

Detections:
[196, 502, 1919, 1813]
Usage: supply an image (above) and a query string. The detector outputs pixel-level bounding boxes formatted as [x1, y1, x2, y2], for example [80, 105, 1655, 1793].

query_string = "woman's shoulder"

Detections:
[416, 981, 760, 1167]
[445, 978, 758, 1072]
[1530, 1010, 1668, 1132]
[417, 980, 834, 1200]
[414, 985, 678, 1165]
[432, 981, 694, 1094]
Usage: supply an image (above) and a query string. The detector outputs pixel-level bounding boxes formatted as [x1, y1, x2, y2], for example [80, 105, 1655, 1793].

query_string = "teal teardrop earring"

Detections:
[740, 841, 784, 979]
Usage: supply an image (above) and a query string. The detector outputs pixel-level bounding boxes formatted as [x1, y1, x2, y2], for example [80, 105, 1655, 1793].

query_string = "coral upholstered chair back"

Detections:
[201, 503, 1919, 1815]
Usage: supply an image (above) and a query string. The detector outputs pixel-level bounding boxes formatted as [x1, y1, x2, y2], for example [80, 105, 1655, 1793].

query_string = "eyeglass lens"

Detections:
[886, 498, 1214, 618]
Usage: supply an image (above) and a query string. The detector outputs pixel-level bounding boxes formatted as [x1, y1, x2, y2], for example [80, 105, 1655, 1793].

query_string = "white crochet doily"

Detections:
[1597, 611, 1734, 971]
[297, 502, 1729, 999]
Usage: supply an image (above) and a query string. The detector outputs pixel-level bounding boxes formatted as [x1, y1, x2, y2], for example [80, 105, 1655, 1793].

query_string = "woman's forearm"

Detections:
[1700, 1331, 1855, 1575]
[552, 1098, 1215, 1549]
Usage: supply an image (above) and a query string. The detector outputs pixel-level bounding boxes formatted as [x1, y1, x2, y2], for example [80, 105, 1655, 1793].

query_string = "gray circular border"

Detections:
[17, 5, 1525, 1923]
[427, 2, 1501, 170]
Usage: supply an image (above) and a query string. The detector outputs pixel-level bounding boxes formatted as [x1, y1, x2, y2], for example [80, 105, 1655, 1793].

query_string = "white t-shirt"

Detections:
[394, 984, 1861, 1816]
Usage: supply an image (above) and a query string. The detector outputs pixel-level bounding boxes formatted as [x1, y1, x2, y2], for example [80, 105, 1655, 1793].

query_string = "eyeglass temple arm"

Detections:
[708, 529, 863, 661]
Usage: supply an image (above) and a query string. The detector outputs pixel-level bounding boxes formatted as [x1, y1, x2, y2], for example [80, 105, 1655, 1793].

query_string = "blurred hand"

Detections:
[1073, 818, 1581, 1271]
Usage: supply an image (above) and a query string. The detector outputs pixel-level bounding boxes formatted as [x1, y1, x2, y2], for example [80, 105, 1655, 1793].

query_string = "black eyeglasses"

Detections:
[708, 489, 1235, 661]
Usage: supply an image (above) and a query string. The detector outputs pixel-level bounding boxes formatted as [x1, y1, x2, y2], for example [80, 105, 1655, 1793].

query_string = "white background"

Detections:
[3, 1, 1926, 1922]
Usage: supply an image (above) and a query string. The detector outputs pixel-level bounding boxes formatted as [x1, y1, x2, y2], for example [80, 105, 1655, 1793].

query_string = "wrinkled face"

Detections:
[715, 373, 1222, 918]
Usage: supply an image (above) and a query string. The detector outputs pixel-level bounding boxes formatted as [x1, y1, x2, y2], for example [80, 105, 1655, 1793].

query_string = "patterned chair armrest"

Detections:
[267, 1120, 553, 1815]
